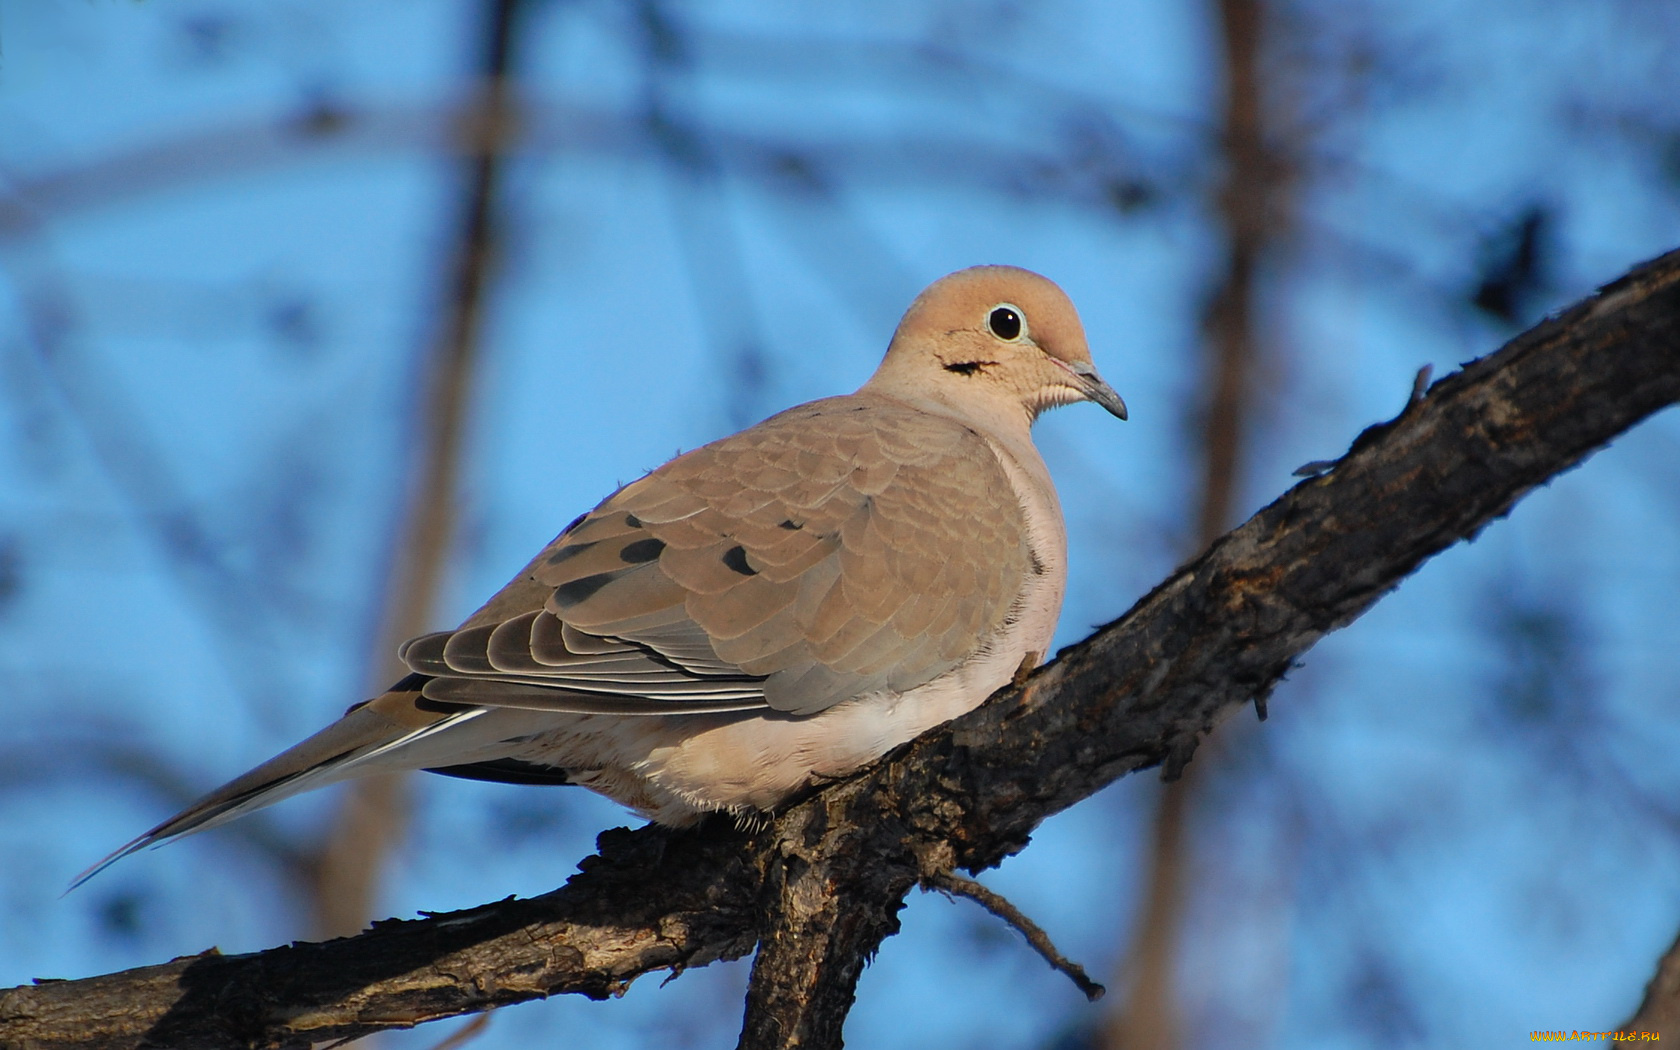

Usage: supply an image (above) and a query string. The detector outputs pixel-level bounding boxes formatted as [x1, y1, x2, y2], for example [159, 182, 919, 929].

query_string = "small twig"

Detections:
[1294, 362, 1437, 478]
[924, 871, 1105, 1002]
[1408, 363, 1435, 407]
[1291, 458, 1337, 478]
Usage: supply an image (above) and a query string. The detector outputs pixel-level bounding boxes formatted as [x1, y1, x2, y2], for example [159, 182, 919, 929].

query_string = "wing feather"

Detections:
[398, 394, 1030, 718]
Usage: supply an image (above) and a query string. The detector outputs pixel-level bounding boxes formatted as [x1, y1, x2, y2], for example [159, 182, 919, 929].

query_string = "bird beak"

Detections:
[1061, 360, 1128, 421]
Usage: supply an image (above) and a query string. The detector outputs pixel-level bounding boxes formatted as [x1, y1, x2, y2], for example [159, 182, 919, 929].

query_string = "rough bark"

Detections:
[734, 804, 916, 1050]
[3, 248, 1678, 1050]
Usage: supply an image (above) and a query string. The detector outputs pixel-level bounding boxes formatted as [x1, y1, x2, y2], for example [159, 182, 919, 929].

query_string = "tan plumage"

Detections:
[77, 265, 1126, 886]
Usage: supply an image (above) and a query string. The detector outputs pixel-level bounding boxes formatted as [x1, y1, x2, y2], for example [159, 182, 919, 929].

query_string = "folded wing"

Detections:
[404, 394, 1032, 718]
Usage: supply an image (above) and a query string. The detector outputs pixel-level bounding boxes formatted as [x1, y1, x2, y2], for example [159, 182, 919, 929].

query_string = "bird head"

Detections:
[869, 265, 1127, 426]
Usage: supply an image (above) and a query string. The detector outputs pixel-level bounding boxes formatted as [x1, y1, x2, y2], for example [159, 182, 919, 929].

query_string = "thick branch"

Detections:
[734, 805, 913, 1050]
[4, 249, 1678, 1050]
[2, 827, 760, 1050]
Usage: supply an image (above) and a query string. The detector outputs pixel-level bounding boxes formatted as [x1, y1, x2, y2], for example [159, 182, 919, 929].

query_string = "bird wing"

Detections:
[402, 393, 1032, 717]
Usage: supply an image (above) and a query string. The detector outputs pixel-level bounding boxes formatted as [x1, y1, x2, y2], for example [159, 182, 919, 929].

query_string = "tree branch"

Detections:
[3, 825, 761, 1050]
[4, 248, 1678, 1050]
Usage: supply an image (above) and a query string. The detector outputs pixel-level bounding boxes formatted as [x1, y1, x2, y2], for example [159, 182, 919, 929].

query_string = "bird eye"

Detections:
[987, 304, 1024, 341]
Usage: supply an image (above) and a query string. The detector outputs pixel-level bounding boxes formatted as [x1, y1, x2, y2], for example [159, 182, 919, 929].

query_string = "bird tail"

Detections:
[69, 676, 485, 890]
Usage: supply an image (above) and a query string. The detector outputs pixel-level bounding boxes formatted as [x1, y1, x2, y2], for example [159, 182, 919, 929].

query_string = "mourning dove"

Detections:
[78, 265, 1125, 884]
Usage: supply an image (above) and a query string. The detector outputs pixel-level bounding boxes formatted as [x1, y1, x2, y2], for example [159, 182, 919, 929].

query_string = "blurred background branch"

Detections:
[1107, 0, 1283, 1045]
[307, 0, 525, 945]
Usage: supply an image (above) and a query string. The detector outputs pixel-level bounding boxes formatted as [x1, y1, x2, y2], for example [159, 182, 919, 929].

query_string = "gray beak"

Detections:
[1067, 361, 1128, 421]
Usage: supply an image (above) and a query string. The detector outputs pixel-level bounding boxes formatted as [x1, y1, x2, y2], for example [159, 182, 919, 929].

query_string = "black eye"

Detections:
[987, 305, 1023, 340]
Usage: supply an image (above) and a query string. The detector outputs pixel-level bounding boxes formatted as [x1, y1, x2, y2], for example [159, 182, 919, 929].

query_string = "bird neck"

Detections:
[858, 373, 1038, 442]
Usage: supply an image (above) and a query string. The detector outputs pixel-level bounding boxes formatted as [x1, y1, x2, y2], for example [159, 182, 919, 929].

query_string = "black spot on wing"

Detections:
[552, 571, 617, 608]
[619, 537, 666, 564]
[625, 513, 642, 528]
[546, 540, 595, 565]
[558, 512, 588, 537]
[722, 545, 757, 576]
[779, 519, 802, 530]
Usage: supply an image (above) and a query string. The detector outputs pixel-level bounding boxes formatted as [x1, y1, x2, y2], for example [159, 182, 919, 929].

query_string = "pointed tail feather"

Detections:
[70, 701, 484, 891]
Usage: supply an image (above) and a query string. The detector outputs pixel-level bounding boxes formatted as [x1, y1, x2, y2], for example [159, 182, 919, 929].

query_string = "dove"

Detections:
[77, 264, 1125, 885]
